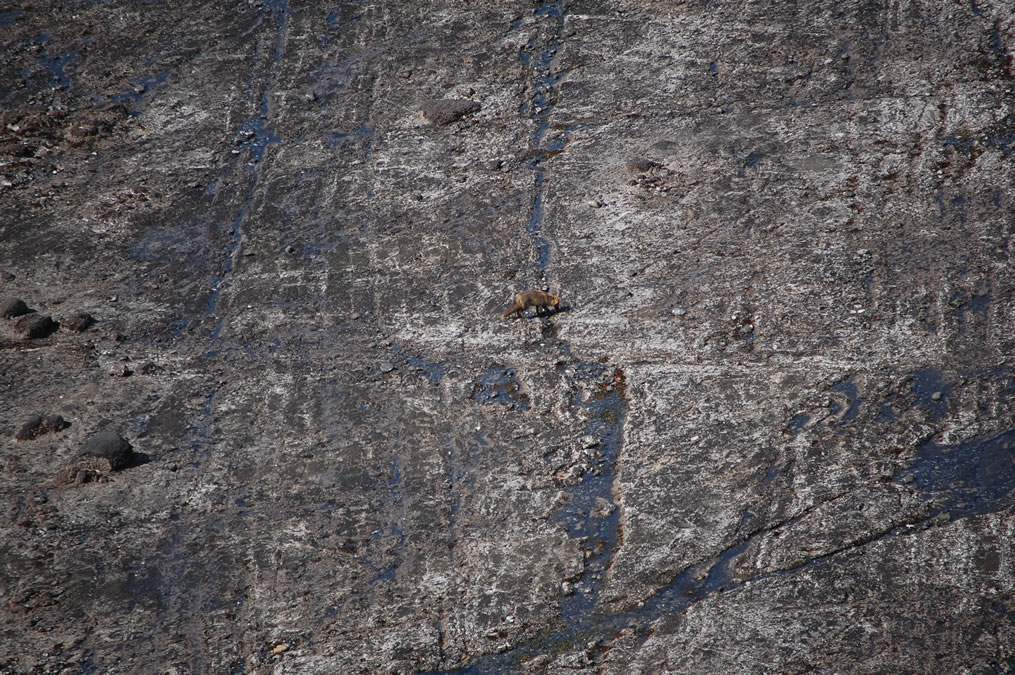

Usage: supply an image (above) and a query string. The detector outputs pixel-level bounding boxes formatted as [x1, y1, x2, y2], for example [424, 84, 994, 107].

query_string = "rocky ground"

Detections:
[2, 0, 1014, 672]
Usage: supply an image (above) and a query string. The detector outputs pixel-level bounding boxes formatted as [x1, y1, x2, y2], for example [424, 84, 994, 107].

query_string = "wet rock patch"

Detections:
[471, 366, 530, 409]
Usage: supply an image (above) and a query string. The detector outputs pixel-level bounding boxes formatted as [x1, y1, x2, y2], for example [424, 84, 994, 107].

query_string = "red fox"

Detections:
[502, 290, 560, 318]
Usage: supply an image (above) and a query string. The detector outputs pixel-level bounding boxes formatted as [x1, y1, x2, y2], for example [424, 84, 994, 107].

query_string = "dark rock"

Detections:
[62, 312, 94, 332]
[1, 296, 29, 318]
[78, 431, 134, 471]
[626, 158, 663, 173]
[422, 99, 480, 126]
[13, 313, 57, 339]
[137, 361, 162, 375]
[14, 414, 69, 441]
[0, 271, 14, 282]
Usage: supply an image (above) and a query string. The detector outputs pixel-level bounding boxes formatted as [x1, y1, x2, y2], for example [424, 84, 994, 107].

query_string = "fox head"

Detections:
[548, 293, 560, 307]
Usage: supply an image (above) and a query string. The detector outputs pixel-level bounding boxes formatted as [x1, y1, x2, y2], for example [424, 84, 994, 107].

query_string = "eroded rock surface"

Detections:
[1, 1, 1013, 673]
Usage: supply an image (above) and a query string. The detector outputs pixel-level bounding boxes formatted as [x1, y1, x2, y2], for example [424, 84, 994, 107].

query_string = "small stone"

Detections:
[930, 391, 942, 401]
[422, 99, 480, 126]
[561, 581, 574, 595]
[109, 364, 133, 377]
[1, 296, 29, 318]
[626, 158, 662, 173]
[592, 496, 616, 517]
[14, 313, 58, 339]
[62, 312, 94, 332]
[581, 435, 599, 449]
[270, 644, 288, 655]
[379, 361, 395, 373]
[14, 414, 69, 441]
[0, 270, 14, 282]
[78, 431, 134, 471]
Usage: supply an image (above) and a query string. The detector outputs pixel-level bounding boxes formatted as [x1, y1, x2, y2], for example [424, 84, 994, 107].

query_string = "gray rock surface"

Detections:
[1, 0, 1014, 672]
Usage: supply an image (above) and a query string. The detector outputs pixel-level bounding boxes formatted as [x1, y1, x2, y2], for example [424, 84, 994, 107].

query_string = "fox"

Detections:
[502, 290, 560, 319]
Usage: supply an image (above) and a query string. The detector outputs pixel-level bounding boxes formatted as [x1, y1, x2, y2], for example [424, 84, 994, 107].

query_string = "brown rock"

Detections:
[62, 312, 95, 332]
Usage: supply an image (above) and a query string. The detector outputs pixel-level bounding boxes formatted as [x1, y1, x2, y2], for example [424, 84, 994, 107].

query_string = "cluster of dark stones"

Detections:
[1, 295, 94, 339]
[2, 295, 57, 339]
[14, 414, 69, 441]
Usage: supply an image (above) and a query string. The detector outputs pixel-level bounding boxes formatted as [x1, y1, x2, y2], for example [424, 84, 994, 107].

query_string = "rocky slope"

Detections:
[2, 1, 1014, 672]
